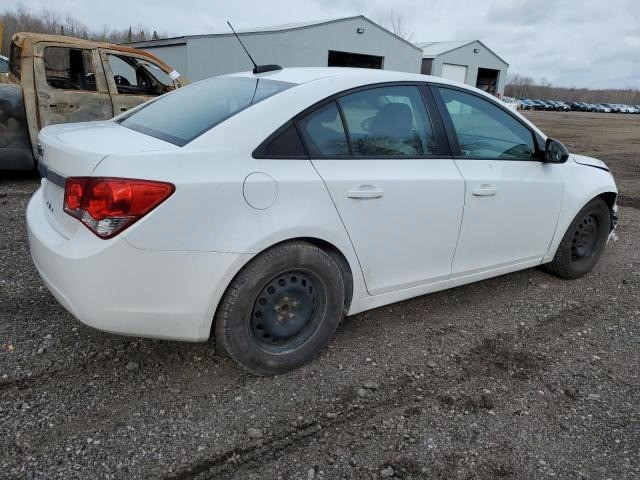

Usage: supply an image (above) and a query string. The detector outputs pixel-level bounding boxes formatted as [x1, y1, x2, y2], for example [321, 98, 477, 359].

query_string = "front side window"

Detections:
[438, 87, 536, 159]
[297, 102, 349, 156]
[106, 54, 175, 96]
[43, 47, 96, 91]
[119, 76, 293, 146]
[339, 86, 437, 157]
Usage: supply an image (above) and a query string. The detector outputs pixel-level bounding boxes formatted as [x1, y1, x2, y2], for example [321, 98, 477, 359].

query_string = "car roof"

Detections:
[230, 67, 457, 88]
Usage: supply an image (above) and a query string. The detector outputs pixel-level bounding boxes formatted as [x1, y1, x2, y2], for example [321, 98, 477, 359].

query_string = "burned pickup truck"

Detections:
[0, 33, 186, 170]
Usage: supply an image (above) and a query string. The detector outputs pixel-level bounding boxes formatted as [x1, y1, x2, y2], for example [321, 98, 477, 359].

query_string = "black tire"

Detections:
[544, 198, 611, 279]
[214, 241, 345, 375]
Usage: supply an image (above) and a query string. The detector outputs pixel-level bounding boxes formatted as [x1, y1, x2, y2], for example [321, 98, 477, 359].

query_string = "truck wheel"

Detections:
[544, 198, 611, 279]
[215, 241, 345, 375]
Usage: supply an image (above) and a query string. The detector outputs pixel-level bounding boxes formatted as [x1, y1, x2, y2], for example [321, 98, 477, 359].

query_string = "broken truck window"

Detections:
[106, 54, 176, 96]
[44, 47, 97, 91]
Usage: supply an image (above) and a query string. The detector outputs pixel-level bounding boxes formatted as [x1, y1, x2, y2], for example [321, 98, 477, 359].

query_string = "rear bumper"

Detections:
[27, 188, 250, 341]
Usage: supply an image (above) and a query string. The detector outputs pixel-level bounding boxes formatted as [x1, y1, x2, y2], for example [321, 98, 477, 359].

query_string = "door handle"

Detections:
[472, 185, 497, 196]
[347, 187, 384, 199]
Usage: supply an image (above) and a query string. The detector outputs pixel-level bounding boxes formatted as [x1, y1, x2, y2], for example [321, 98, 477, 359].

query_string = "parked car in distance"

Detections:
[501, 96, 519, 110]
[602, 103, 620, 113]
[539, 99, 557, 110]
[0, 32, 187, 170]
[28, 67, 619, 375]
[529, 99, 548, 110]
[517, 99, 532, 110]
[549, 100, 570, 111]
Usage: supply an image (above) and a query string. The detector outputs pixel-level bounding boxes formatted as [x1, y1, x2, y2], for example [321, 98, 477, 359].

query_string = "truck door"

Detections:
[33, 43, 113, 128]
[99, 49, 179, 116]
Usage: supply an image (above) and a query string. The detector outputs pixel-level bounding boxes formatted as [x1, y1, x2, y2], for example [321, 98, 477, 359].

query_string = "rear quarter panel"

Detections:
[92, 148, 368, 314]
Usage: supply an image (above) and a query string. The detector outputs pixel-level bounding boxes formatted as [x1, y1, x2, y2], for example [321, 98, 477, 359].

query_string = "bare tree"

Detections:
[505, 73, 640, 104]
[386, 12, 413, 42]
[0, 6, 171, 55]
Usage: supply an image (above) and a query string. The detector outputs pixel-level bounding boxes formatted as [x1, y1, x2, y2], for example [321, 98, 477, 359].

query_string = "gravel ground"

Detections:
[1, 112, 639, 479]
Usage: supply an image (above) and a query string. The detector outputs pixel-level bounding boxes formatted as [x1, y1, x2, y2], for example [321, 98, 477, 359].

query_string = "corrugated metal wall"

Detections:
[429, 41, 508, 95]
[141, 44, 188, 80]
[136, 18, 422, 82]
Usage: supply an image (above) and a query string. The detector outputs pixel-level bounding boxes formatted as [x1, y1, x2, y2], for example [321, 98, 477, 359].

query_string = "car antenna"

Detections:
[226, 21, 282, 74]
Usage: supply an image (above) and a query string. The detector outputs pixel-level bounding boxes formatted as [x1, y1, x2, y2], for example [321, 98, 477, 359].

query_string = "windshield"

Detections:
[118, 76, 294, 146]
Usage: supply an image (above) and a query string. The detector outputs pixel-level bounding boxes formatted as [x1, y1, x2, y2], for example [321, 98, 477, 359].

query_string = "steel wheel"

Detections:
[250, 270, 326, 353]
[544, 198, 611, 280]
[570, 214, 599, 261]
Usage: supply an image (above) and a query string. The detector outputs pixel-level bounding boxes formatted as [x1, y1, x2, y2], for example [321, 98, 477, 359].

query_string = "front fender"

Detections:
[0, 83, 34, 170]
[543, 161, 618, 262]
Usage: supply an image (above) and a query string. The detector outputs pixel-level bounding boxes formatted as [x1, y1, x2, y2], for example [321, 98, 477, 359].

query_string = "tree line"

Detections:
[0, 6, 167, 57]
[506, 74, 640, 104]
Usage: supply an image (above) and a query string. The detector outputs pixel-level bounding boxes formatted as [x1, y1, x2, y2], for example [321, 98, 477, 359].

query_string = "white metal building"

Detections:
[417, 40, 509, 96]
[128, 16, 423, 82]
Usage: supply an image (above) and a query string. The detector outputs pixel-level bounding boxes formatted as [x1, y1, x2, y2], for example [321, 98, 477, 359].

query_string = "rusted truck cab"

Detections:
[0, 33, 186, 170]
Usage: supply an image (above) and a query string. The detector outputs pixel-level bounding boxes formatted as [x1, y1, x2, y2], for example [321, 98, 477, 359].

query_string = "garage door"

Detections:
[441, 63, 468, 83]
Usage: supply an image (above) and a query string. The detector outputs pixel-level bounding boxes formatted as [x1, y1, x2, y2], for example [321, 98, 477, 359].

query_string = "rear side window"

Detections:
[254, 122, 307, 158]
[297, 102, 349, 156]
[119, 76, 293, 146]
[438, 87, 536, 159]
[338, 86, 437, 157]
[43, 47, 96, 91]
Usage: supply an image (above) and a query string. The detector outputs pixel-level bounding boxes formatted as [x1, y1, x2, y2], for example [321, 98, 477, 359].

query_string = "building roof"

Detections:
[415, 40, 474, 57]
[127, 15, 422, 52]
[415, 39, 509, 65]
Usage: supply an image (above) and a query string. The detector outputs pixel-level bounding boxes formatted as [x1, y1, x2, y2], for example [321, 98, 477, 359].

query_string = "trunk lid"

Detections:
[38, 120, 178, 238]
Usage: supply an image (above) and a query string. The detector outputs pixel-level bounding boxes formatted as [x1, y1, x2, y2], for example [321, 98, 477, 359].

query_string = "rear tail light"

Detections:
[63, 177, 175, 239]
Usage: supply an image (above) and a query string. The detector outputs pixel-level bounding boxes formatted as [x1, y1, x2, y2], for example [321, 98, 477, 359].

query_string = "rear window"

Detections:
[118, 76, 293, 146]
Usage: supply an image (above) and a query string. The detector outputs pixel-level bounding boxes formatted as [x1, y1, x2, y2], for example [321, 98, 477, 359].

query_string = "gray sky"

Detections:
[5, 0, 639, 89]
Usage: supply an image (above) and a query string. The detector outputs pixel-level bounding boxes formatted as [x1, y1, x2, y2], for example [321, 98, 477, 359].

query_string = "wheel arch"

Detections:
[209, 236, 358, 338]
[597, 191, 617, 212]
[543, 188, 618, 263]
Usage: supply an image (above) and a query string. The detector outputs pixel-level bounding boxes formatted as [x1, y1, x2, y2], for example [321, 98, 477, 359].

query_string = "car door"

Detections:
[300, 84, 465, 296]
[432, 85, 563, 276]
[99, 49, 179, 116]
[33, 43, 113, 128]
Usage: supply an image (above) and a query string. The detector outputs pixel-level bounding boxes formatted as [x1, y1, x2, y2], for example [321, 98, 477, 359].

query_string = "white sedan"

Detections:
[27, 67, 618, 375]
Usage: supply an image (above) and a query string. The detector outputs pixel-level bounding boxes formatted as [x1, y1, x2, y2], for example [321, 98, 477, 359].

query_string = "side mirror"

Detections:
[545, 138, 569, 163]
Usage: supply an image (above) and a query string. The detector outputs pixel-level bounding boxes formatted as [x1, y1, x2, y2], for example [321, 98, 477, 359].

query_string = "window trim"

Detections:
[429, 83, 544, 162]
[251, 120, 310, 159]
[254, 81, 452, 160]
